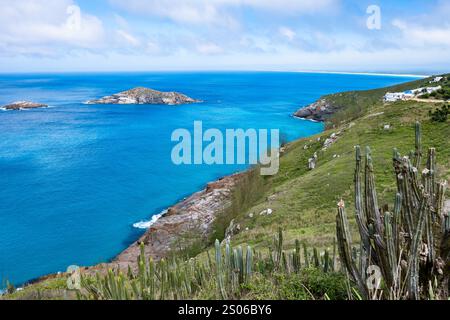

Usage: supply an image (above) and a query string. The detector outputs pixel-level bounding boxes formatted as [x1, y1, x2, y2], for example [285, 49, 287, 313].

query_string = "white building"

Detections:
[426, 86, 442, 94]
[384, 92, 405, 102]
[408, 86, 441, 95]
[384, 86, 442, 102]
[430, 76, 444, 83]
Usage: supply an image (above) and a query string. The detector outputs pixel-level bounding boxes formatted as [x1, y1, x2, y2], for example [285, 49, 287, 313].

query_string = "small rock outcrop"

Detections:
[2, 101, 48, 110]
[294, 98, 340, 122]
[85, 87, 201, 105]
[225, 219, 241, 238]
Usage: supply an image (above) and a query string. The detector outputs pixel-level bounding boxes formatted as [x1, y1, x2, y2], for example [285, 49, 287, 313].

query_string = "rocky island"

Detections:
[1, 101, 48, 110]
[85, 87, 201, 105]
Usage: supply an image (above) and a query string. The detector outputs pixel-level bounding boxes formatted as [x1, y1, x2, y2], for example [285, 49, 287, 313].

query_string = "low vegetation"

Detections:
[420, 77, 450, 101]
[429, 104, 449, 122]
[77, 231, 346, 300]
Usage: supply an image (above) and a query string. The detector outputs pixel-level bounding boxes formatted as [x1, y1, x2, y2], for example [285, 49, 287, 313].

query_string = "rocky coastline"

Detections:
[90, 172, 246, 272]
[293, 98, 340, 122]
[1, 101, 48, 110]
[85, 87, 201, 105]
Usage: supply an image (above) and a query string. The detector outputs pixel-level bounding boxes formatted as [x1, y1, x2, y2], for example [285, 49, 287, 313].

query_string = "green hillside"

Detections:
[221, 74, 449, 251]
[231, 97, 450, 251]
[321, 75, 447, 127]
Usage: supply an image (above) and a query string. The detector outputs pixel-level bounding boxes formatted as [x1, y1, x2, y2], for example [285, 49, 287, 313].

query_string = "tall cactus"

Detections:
[215, 239, 227, 299]
[336, 123, 449, 300]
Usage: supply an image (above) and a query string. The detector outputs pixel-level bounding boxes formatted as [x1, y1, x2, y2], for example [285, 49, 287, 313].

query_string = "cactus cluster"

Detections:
[262, 228, 336, 275]
[336, 123, 449, 300]
[214, 239, 253, 299]
[77, 229, 336, 300]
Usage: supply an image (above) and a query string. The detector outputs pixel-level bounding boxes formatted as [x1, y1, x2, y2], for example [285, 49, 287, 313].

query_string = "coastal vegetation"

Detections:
[2, 74, 449, 300]
[429, 104, 449, 123]
[77, 232, 346, 300]
[419, 77, 450, 101]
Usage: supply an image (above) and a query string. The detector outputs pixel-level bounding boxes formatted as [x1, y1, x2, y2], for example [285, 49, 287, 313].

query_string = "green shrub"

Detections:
[243, 269, 348, 300]
[429, 104, 449, 122]
[274, 268, 347, 300]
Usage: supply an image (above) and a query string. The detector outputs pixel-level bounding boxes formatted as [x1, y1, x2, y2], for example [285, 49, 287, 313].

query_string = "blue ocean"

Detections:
[0, 72, 419, 287]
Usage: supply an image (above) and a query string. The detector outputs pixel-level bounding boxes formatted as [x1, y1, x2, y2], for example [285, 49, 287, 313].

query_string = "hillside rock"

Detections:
[85, 87, 201, 105]
[2, 101, 48, 110]
[294, 98, 340, 122]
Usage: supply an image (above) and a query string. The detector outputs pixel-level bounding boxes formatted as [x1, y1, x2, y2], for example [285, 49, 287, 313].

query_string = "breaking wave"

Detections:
[133, 209, 167, 229]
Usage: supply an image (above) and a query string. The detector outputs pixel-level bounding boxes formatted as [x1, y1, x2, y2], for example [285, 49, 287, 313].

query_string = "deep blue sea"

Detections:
[0, 72, 420, 287]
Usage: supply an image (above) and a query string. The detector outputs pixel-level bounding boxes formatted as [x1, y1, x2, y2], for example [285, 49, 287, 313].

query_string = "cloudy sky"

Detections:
[0, 0, 449, 73]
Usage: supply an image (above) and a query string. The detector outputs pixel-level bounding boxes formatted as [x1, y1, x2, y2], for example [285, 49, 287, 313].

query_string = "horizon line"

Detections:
[292, 70, 429, 78]
[0, 69, 433, 78]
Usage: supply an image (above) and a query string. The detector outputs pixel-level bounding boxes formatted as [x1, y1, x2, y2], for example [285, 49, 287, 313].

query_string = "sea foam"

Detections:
[133, 210, 167, 229]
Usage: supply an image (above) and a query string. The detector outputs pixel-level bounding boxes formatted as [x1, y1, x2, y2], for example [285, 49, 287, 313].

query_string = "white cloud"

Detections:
[196, 42, 224, 55]
[0, 0, 104, 56]
[116, 29, 141, 47]
[146, 41, 162, 54]
[392, 19, 450, 47]
[109, 0, 338, 26]
[279, 27, 296, 41]
[1, 0, 449, 74]
[235, 0, 338, 13]
[109, 0, 235, 27]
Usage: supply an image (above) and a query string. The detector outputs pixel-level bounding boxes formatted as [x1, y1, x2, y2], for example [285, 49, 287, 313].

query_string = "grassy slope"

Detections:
[3, 75, 449, 299]
[226, 75, 450, 253]
[1, 276, 73, 300]
[324, 76, 444, 126]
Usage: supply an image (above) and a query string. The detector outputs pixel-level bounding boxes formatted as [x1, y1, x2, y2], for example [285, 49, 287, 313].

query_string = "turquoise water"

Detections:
[0, 72, 419, 287]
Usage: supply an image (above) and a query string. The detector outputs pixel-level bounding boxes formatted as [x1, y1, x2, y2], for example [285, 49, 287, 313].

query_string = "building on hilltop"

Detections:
[384, 86, 442, 102]
[430, 76, 444, 83]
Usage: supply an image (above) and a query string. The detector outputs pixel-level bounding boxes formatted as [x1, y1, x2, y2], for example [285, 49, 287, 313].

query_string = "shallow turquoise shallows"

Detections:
[0, 72, 420, 287]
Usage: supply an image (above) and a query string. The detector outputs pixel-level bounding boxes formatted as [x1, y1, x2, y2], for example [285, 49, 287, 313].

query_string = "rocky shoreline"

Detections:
[85, 87, 201, 105]
[90, 172, 246, 273]
[293, 98, 339, 122]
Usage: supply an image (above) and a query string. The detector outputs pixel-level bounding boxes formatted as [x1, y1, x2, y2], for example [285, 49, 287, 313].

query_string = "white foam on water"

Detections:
[293, 115, 319, 123]
[133, 209, 167, 229]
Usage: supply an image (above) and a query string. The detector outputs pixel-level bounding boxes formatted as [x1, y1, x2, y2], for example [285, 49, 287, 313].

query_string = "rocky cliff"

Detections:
[2, 101, 48, 110]
[85, 87, 201, 105]
[293, 98, 341, 122]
